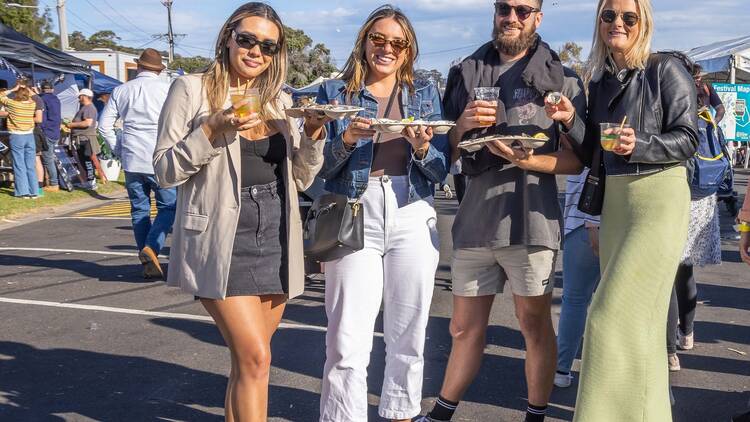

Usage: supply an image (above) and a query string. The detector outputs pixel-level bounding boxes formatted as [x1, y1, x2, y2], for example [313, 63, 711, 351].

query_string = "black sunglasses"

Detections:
[600, 9, 639, 27]
[367, 33, 410, 54]
[231, 30, 280, 56]
[494, 3, 540, 21]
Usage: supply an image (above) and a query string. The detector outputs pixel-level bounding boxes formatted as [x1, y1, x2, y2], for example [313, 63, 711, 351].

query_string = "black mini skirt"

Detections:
[225, 179, 288, 297]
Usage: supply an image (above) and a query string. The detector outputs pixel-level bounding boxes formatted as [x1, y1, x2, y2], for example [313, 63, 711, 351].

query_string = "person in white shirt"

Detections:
[98, 48, 175, 279]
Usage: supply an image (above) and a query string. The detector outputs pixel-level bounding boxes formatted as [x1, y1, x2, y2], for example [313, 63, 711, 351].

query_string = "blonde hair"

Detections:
[340, 5, 419, 98]
[586, 0, 654, 83]
[203, 2, 287, 118]
[14, 87, 31, 102]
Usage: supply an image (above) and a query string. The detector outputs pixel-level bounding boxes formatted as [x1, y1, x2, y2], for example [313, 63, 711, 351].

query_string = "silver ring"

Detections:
[230, 117, 236, 126]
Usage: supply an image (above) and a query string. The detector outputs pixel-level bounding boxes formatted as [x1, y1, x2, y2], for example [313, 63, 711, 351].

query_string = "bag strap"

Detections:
[375, 80, 400, 144]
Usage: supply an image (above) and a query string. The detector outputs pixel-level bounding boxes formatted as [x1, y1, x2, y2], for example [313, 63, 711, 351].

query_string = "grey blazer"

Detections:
[153, 74, 324, 299]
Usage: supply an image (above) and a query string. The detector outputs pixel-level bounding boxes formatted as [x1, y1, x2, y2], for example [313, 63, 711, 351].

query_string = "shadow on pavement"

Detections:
[151, 312, 573, 420]
[0, 340, 324, 422]
[693, 320, 750, 348]
[0, 253, 151, 283]
[698, 282, 750, 312]
[672, 385, 750, 422]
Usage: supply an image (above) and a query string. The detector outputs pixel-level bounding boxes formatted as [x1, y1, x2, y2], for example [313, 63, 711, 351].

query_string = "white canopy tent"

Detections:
[687, 35, 750, 83]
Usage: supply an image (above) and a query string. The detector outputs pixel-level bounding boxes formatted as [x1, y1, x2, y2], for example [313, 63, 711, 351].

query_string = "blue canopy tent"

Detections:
[687, 35, 750, 83]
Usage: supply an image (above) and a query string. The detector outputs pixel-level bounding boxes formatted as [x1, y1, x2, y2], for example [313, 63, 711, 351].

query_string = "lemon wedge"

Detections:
[532, 132, 549, 140]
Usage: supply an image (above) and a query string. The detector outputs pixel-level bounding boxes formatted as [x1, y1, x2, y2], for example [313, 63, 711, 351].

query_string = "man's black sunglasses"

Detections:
[231, 30, 280, 56]
[600, 9, 639, 27]
[494, 3, 540, 21]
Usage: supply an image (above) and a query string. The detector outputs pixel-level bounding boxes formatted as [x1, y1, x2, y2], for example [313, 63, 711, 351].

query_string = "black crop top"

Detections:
[240, 132, 286, 187]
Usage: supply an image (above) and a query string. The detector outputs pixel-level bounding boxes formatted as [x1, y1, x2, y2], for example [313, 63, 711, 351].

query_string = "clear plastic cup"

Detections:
[474, 87, 500, 127]
[231, 88, 260, 118]
[600, 122, 630, 151]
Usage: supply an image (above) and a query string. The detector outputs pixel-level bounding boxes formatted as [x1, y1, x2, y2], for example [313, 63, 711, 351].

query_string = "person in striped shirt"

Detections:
[0, 83, 43, 198]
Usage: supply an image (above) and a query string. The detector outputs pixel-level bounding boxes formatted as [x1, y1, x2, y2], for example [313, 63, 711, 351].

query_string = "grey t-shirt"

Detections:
[445, 53, 586, 250]
[72, 103, 98, 137]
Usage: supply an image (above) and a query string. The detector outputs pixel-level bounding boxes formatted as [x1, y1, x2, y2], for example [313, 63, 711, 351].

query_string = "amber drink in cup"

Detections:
[231, 88, 261, 118]
[600, 122, 630, 151]
[474, 87, 500, 127]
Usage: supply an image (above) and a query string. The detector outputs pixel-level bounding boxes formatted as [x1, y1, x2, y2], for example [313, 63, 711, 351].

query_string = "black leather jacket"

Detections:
[574, 54, 699, 176]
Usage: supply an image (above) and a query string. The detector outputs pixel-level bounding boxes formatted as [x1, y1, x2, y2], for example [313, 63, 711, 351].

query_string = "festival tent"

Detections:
[0, 22, 92, 80]
[687, 35, 750, 83]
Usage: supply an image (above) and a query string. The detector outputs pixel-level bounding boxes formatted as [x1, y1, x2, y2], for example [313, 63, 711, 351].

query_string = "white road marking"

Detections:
[46, 217, 131, 221]
[0, 247, 139, 257]
[0, 297, 358, 335]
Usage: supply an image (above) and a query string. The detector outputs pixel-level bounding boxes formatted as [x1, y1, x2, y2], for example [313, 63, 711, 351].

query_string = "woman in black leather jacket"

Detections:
[558, 0, 699, 420]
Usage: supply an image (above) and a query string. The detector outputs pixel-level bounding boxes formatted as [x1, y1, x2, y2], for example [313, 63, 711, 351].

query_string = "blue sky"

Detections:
[40, 0, 748, 76]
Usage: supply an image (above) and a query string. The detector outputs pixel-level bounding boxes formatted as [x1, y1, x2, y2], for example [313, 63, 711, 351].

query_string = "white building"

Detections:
[68, 49, 168, 82]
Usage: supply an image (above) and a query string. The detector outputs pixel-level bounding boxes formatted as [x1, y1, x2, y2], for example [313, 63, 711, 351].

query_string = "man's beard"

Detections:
[493, 23, 538, 56]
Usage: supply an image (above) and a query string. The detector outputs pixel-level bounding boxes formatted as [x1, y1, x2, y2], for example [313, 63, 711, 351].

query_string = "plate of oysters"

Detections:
[457, 132, 550, 152]
[370, 118, 456, 135]
[284, 104, 365, 120]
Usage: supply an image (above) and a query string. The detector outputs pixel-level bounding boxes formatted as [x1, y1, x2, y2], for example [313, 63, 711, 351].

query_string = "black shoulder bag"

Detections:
[303, 83, 399, 262]
[577, 147, 605, 216]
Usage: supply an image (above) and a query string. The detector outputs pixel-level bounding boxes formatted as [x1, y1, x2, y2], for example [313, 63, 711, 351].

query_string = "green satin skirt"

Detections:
[574, 165, 690, 422]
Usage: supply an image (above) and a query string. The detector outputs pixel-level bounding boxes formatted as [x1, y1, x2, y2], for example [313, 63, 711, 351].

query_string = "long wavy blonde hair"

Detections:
[340, 5, 419, 98]
[203, 2, 287, 117]
[586, 0, 654, 83]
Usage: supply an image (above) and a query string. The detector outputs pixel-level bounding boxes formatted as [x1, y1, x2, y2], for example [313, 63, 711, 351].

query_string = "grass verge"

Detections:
[0, 173, 126, 220]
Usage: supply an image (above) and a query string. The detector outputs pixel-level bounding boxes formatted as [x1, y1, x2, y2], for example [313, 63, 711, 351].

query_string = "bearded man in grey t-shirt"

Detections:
[419, 1, 586, 421]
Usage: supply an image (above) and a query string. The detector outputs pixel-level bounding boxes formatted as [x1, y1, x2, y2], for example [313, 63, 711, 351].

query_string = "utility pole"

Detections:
[57, 0, 69, 51]
[162, 0, 174, 63]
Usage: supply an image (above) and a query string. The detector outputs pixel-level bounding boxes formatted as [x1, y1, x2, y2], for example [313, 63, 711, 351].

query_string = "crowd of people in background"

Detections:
[1, 0, 748, 421]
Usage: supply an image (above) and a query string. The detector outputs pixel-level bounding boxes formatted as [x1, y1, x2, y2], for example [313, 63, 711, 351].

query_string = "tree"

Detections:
[0, 0, 56, 44]
[558, 41, 585, 77]
[170, 56, 212, 73]
[88, 30, 121, 49]
[285, 26, 337, 88]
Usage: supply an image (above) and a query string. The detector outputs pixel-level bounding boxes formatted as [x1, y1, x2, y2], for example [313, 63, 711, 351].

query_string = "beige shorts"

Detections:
[451, 245, 557, 297]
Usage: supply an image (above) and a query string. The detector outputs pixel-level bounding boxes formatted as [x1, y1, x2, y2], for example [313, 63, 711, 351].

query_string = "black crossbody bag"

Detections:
[577, 147, 606, 216]
[303, 83, 399, 262]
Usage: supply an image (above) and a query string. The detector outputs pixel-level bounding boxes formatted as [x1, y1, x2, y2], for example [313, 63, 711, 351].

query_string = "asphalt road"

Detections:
[0, 173, 748, 422]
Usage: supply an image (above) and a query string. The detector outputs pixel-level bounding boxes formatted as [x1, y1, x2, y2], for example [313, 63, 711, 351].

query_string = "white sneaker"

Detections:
[442, 184, 454, 199]
[554, 371, 573, 388]
[668, 353, 681, 371]
[678, 331, 694, 350]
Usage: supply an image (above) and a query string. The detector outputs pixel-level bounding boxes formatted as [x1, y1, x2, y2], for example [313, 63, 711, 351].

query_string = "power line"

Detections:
[98, 0, 152, 37]
[421, 44, 481, 56]
[79, 0, 137, 39]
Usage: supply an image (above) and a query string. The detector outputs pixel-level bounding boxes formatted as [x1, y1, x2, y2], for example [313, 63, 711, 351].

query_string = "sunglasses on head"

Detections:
[367, 33, 410, 54]
[231, 30, 280, 56]
[600, 9, 639, 27]
[494, 3, 540, 21]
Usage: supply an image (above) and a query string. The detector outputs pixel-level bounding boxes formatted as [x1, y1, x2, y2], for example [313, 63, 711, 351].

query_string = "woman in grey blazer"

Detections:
[153, 3, 325, 420]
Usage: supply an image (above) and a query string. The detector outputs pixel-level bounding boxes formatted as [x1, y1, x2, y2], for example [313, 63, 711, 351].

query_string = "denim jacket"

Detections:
[316, 78, 450, 203]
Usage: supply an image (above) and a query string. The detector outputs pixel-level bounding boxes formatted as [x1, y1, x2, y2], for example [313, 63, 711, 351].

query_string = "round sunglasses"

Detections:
[600, 9, 640, 27]
[494, 3, 540, 21]
[367, 33, 410, 54]
[231, 30, 280, 56]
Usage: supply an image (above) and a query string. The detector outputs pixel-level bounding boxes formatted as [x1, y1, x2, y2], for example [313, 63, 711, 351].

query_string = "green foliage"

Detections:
[558, 41, 585, 77]
[285, 26, 337, 88]
[0, 0, 56, 44]
[170, 56, 212, 73]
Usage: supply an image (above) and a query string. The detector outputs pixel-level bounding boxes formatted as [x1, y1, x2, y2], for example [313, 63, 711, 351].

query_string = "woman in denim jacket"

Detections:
[304, 5, 449, 422]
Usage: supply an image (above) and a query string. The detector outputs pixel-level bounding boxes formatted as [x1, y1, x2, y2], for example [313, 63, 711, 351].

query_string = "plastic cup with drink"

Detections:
[474, 87, 500, 127]
[600, 119, 630, 152]
[231, 87, 261, 119]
